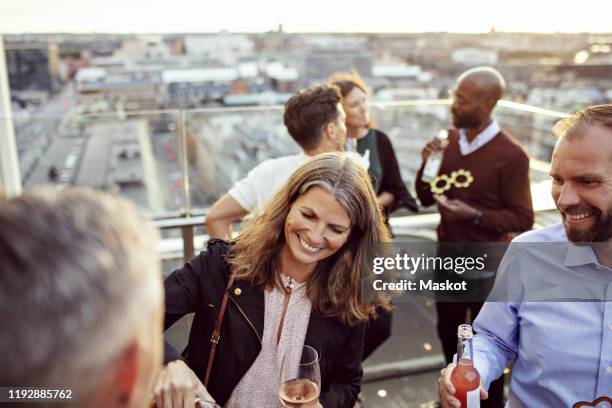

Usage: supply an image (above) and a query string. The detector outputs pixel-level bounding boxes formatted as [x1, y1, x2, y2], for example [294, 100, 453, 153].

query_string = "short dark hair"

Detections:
[283, 85, 342, 151]
[553, 104, 612, 140]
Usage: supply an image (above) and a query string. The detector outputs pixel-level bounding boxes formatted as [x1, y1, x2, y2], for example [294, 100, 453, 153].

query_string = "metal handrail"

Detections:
[59, 98, 569, 120]
[150, 206, 561, 263]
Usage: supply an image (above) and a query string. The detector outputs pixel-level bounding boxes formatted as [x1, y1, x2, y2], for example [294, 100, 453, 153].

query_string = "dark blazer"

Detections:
[164, 239, 365, 407]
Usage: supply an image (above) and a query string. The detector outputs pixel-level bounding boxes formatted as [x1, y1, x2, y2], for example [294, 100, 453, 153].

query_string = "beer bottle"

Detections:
[450, 324, 480, 408]
[421, 129, 448, 182]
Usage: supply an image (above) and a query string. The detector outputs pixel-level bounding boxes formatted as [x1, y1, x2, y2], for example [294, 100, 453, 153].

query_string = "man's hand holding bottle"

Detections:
[438, 362, 489, 408]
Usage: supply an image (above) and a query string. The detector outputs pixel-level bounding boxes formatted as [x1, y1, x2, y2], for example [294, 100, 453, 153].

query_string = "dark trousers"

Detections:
[436, 301, 505, 408]
[362, 307, 393, 360]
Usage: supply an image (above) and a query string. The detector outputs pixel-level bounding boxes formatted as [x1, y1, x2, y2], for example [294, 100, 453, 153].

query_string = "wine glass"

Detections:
[279, 345, 321, 408]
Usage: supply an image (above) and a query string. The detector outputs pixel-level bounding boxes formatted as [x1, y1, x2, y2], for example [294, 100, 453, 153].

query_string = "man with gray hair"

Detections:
[0, 188, 164, 408]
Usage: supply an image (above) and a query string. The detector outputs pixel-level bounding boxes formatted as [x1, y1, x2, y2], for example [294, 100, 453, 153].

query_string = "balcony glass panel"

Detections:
[13, 100, 567, 218]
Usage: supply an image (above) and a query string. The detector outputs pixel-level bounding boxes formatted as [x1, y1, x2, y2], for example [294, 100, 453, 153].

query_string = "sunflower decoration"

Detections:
[450, 169, 473, 188]
[430, 174, 453, 195]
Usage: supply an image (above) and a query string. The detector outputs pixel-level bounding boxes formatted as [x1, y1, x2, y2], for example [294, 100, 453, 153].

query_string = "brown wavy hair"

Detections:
[229, 152, 392, 326]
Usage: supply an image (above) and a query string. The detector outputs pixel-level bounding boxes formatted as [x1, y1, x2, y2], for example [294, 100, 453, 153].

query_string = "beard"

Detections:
[452, 110, 482, 129]
[561, 205, 612, 244]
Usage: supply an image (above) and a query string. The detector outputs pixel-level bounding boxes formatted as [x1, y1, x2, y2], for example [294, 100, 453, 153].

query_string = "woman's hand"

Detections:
[377, 191, 395, 208]
[152, 360, 216, 408]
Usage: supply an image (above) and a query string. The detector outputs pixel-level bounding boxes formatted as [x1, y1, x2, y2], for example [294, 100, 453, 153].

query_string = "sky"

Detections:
[2, 0, 612, 34]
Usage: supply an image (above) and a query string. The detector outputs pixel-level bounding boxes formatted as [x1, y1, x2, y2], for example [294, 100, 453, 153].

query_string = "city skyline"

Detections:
[3, 0, 612, 34]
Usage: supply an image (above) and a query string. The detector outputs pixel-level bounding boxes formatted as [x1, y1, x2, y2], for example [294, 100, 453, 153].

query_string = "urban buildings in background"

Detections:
[7, 30, 612, 111]
[4, 30, 612, 213]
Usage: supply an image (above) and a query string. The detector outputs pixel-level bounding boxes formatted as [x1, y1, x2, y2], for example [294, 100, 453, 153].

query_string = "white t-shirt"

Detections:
[228, 151, 370, 212]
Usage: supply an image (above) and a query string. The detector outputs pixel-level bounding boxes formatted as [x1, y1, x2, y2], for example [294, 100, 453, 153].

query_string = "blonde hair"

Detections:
[230, 153, 392, 325]
[553, 104, 612, 141]
[329, 70, 369, 96]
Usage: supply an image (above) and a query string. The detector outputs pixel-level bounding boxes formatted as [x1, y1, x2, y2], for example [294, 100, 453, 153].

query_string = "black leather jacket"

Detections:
[163, 239, 365, 407]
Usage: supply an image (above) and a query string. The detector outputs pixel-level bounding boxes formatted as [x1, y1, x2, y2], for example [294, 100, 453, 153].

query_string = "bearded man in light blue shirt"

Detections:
[438, 104, 612, 407]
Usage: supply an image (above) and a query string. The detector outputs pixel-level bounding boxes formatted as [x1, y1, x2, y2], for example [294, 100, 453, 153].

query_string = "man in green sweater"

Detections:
[415, 66, 534, 407]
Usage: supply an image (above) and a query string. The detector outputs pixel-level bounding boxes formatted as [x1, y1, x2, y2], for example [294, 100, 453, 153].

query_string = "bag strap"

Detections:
[204, 274, 235, 387]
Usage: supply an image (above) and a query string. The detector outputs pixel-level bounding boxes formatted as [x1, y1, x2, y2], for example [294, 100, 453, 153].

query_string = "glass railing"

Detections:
[182, 106, 297, 212]
[19, 109, 184, 216]
[14, 99, 568, 220]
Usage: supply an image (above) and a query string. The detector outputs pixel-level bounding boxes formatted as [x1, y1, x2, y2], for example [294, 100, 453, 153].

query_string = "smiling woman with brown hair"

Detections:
[155, 152, 392, 408]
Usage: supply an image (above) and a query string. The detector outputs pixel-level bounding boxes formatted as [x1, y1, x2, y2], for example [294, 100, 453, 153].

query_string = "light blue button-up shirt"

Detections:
[472, 223, 612, 407]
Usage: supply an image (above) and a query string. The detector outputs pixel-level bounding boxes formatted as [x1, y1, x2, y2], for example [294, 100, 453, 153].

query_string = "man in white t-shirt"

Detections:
[206, 84, 368, 239]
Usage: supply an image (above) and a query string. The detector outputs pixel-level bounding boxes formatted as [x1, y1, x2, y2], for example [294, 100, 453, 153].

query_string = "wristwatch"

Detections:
[473, 209, 483, 225]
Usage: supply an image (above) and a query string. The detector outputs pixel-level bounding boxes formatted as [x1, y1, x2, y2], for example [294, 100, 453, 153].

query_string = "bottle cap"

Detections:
[457, 324, 473, 338]
[438, 129, 449, 140]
